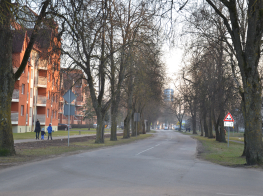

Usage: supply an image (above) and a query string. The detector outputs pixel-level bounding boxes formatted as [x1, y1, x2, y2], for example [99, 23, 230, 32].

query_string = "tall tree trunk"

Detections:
[200, 119, 204, 136]
[242, 77, 262, 164]
[131, 116, 136, 136]
[95, 112, 104, 143]
[192, 99, 197, 134]
[110, 107, 117, 141]
[208, 108, 213, 138]
[0, 0, 15, 155]
[123, 114, 131, 139]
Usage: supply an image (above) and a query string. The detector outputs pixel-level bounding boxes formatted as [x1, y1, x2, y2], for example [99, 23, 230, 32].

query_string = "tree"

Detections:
[200, 0, 263, 165]
[0, 0, 53, 155]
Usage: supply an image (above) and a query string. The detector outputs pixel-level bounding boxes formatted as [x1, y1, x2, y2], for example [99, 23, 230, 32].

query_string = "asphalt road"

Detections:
[0, 130, 263, 196]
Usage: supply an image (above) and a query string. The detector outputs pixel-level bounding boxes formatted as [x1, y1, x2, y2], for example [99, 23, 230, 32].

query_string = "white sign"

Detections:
[224, 121, 233, 127]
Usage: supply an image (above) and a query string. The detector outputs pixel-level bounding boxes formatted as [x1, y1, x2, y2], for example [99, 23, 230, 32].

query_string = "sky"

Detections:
[162, 46, 184, 89]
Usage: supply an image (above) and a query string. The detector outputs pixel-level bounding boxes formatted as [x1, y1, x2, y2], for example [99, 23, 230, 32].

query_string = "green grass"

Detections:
[13, 130, 107, 140]
[13, 129, 117, 140]
[192, 135, 246, 166]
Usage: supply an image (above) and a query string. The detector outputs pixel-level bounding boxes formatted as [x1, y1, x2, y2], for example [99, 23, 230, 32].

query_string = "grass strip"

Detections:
[192, 135, 246, 166]
[13, 130, 111, 140]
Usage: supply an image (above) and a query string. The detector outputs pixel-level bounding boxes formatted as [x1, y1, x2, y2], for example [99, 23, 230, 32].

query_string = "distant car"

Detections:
[164, 126, 168, 130]
[93, 124, 97, 128]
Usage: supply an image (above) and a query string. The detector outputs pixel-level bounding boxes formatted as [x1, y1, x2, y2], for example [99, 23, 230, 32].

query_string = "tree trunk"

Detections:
[200, 119, 204, 136]
[123, 114, 131, 139]
[0, 0, 15, 155]
[110, 110, 117, 141]
[95, 113, 104, 143]
[242, 77, 263, 164]
[203, 111, 208, 137]
[192, 100, 197, 134]
[208, 111, 213, 138]
[131, 110, 136, 136]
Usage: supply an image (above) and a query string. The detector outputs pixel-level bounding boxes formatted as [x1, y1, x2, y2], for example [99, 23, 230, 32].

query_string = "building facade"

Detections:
[11, 20, 61, 133]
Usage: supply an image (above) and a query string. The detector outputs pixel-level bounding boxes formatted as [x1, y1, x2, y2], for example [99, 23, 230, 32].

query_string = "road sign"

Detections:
[224, 121, 233, 127]
[64, 104, 76, 116]
[63, 89, 76, 103]
[134, 113, 140, 122]
[224, 112, 234, 122]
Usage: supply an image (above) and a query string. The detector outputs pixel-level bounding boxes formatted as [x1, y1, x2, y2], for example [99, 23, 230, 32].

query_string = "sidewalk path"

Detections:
[14, 130, 123, 144]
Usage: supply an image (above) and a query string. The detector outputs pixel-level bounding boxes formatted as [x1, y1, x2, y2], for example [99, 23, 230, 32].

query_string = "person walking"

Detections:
[34, 119, 41, 140]
[47, 123, 53, 140]
[41, 128, 46, 140]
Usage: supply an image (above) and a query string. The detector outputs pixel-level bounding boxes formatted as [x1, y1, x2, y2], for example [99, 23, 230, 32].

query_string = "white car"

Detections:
[164, 126, 168, 130]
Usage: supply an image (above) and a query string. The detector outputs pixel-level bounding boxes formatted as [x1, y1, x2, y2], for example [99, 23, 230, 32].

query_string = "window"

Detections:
[29, 107, 32, 117]
[52, 110, 54, 118]
[21, 84, 25, 94]
[48, 91, 50, 99]
[21, 105, 24, 116]
[30, 88, 33, 98]
[47, 109, 49, 118]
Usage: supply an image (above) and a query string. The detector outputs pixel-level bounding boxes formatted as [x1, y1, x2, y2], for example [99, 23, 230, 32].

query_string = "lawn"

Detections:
[13, 130, 111, 140]
[192, 135, 246, 166]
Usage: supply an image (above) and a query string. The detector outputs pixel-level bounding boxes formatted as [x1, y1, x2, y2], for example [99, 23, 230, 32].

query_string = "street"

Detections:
[0, 130, 262, 196]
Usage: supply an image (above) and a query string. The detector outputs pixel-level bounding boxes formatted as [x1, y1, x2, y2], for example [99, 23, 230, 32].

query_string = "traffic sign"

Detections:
[63, 89, 76, 103]
[224, 121, 233, 127]
[224, 112, 234, 122]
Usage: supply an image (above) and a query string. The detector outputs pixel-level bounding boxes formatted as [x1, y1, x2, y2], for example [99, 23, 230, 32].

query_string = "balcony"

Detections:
[75, 111, 83, 116]
[38, 76, 47, 88]
[74, 120, 81, 124]
[75, 101, 83, 107]
[58, 107, 63, 114]
[12, 89, 19, 102]
[37, 96, 47, 106]
[38, 60, 47, 70]
[11, 112, 18, 124]
[37, 114, 45, 125]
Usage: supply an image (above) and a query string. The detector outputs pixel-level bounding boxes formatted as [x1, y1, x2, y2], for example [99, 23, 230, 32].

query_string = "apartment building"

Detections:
[11, 21, 60, 133]
[58, 69, 91, 126]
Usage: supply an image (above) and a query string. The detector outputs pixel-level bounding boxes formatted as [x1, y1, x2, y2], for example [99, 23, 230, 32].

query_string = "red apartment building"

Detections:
[11, 18, 60, 133]
[58, 69, 95, 126]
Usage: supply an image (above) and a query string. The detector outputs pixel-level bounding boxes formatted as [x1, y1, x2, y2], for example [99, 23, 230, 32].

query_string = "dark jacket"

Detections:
[35, 121, 41, 133]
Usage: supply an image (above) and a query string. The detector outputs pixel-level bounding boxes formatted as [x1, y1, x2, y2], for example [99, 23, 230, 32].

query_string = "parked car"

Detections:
[164, 126, 168, 130]
[58, 124, 71, 130]
[93, 124, 97, 128]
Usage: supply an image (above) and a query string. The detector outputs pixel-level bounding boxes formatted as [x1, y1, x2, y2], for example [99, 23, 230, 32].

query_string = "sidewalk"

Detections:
[14, 131, 123, 144]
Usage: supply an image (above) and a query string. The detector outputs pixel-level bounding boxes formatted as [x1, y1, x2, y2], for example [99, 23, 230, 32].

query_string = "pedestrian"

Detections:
[47, 123, 53, 140]
[34, 119, 41, 140]
[41, 128, 46, 140]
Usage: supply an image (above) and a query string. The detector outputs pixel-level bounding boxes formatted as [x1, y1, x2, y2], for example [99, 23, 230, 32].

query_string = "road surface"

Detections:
[0, 130, 262, 196]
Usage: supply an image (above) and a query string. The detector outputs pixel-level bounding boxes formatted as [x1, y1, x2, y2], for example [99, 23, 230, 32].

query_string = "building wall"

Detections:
[11, 30, 61, 133]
